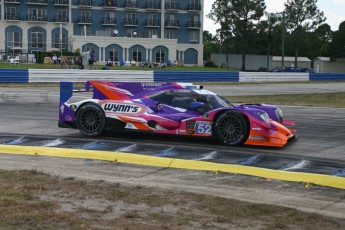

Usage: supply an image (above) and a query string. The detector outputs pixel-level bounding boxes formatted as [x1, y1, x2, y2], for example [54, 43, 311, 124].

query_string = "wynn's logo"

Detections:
[102, 103, 143, 114]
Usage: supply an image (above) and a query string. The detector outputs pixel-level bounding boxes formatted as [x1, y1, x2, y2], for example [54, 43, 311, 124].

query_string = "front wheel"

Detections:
[76, 103, 106, 137]
[213, 111, 249, 146]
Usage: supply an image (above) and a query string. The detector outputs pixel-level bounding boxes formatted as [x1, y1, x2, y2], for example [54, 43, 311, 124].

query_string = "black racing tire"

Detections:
[213, 111, 249, 146]
[76, 103, 106, 137]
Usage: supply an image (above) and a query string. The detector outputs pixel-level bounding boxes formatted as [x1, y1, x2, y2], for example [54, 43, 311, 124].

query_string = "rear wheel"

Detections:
[76, 103, 106, 137]
[213, 111, 249, 146]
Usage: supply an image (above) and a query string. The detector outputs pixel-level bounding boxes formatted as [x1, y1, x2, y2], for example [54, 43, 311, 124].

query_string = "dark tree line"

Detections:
[206, 0, 345, 70]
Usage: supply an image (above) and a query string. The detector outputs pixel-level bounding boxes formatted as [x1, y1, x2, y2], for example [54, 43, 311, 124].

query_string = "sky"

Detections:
[204, 0, 345, 35]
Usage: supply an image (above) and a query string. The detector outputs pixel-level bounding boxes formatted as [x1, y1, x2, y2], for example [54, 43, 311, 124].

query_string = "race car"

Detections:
[59, 81, 296, 147]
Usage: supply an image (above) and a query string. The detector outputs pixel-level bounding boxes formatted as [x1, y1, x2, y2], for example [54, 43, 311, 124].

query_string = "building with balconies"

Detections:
[0, 0, 204, 66]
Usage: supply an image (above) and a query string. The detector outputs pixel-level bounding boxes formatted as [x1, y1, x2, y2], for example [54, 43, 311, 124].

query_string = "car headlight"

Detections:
[275, 108, 284, 123]
[257, 111, 270, 124]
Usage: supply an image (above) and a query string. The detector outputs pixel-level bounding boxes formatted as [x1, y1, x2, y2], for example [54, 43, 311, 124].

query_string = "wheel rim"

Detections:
[218, 116, 242, 143]
[79, 109, 102, 133]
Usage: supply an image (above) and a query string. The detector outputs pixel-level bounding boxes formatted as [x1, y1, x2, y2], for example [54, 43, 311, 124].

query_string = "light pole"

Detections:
[281, 12, 285, 69]
[276, 11, 285, 69]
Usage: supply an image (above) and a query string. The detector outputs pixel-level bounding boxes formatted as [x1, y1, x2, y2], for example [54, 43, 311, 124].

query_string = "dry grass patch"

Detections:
[0, 169, 345, 229]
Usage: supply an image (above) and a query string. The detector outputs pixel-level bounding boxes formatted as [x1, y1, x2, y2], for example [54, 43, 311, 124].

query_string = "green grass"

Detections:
[227, 92, 345, 108]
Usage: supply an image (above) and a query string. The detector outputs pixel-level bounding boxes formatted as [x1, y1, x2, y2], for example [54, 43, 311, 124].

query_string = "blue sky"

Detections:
[204, 0, 345, 35]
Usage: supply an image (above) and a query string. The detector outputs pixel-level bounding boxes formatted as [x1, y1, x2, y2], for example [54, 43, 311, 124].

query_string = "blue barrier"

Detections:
[2, 68, 345, 83]
[310, 73, 345, 81]
[0, 69, 29, 83]
[154, 71, 239, 82]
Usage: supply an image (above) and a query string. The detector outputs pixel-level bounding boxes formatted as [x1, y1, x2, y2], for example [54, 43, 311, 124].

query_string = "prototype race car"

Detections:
[59, 81, 296, 147]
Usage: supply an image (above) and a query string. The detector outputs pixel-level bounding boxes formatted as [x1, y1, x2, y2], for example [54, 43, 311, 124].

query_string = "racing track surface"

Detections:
[0, 83, 345, 162]
[1, 83, 345, 218]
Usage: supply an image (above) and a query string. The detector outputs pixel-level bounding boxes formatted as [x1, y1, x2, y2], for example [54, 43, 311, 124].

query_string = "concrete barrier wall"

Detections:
[239, 72, 309, 82]
[1, 69, 345, 83]
[28, 69, 154, 83]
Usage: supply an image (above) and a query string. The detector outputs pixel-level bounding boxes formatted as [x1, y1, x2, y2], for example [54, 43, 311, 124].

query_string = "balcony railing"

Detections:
[123, 18, 138, 26]
[27, 14, 48, 22]
[5, 0, 20, 4]
[5, 14, 20, 20]
[102, 17, 117, 25]
[124, 1, 139, 9]
[78, 0, 92, 7]
[165, 20, 180, 28]
[102, 0, 117, 8]
[187, 4, 201, 11]
[165, 3, 180, 11]
[145, 19, 160, 27]
[27, 0, 48, 5]
[187, 21, 201, 28]
[145, 2, 160, 10]
[54, 16, 69, 23]
[54, 0, 69, 5]
[77, 16, 92, 24]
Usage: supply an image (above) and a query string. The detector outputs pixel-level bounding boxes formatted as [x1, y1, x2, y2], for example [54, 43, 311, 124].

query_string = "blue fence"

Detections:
[154, 71, 239, 82]
[0, 69, 28, 83]
[310, 73, 345, 81]
[1, 69, 345, 83]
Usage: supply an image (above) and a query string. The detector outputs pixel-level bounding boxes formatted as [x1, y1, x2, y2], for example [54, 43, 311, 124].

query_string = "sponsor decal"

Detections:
[65, 115, 73, 122]
[101, 102, 144, 114]
[179, 130, 186, 134]
[141, 83, 162, 87]
[156, 103, 163, 111]
[252, 127, 262, 131]
[70, 104, 77, 110]
[250, 136, 266, 140]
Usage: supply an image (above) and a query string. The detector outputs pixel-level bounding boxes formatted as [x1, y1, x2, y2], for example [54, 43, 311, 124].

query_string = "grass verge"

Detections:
[226, 92, 345, 108]
[1, 170, 344, 229]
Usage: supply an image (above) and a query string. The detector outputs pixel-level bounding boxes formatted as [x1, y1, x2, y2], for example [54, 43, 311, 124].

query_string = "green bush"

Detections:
[204, 61, 216, 67]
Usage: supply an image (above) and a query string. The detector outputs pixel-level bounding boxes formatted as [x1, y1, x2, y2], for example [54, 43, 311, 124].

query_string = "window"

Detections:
[148, 14, 158, 25]
[155, 49, 165, 62]
[110, 49, 119, 62]
[132, 48, 142, 62]
[105, 12, 115, 19]
[166, 14, 174, 22]
[189, 0, 199, 5]
[57, 9, 68, 21]
[6, 7, 16, 17]
[7, 31, 20, 48]
[28, 8, 46, 20]
[53, 33, 67, 49]
[148, 29, 158, 38]
[81, 11, 91, 19]
[165, 29, 175, 39]
[81, 26, 91, 36]
[31, 29, 43, 49]
[189, 30, 199, 42]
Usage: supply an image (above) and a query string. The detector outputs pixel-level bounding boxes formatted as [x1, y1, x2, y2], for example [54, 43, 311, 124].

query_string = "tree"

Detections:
[329, 21, 345, 59]
[284, 0, 326, 67]
[208, 0, 266, 71]
[203, 30, 219, 62]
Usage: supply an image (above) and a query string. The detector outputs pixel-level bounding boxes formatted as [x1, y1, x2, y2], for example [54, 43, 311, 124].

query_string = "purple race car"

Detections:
[59, 81, 296, 147]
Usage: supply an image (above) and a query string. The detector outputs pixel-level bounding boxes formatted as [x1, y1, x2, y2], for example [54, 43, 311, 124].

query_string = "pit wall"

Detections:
[1, 69, 345, 83]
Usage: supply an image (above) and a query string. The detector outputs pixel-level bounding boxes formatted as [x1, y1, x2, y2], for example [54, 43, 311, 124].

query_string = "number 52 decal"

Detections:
[195, 122, 212, 135]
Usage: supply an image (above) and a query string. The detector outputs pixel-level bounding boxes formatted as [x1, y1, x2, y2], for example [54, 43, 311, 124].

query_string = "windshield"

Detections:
[149, 90, 232, 110]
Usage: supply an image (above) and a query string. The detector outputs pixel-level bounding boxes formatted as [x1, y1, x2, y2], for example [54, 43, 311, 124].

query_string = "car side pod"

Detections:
[245, 120, 295, 147]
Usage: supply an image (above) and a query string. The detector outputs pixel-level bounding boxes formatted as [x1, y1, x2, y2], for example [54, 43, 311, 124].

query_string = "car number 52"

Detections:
[196, 123, 212, 135]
